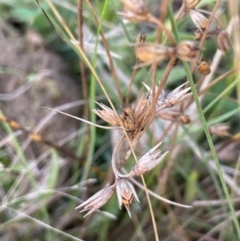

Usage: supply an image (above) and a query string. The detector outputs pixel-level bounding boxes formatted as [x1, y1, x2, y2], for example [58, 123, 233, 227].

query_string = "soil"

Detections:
[0, 22, 82, 156]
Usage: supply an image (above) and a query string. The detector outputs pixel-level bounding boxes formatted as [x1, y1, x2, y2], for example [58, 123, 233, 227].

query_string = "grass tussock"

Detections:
[0, 0, 240, 240]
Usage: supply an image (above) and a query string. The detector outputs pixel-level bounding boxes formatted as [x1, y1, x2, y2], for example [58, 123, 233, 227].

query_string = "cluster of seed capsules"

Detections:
[76, 0, 232, 217]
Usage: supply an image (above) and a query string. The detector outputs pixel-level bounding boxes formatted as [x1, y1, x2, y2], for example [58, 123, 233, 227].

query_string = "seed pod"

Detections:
[179, 114, 191, 124]
[121, 0, 148, 15]
[190, 10, 209, 32]
[116, 178, 139, 217]
[93, 102, 120, 126]
[131, 142, 168, 176]
[184, 0, 201, 9]
[122, 108, 135, 131]
[194, 28, 202, 41]
[209, 123, 231, 137]
[176, 41, 199, 62]
[196, 59, 211, 75]
[135, 42, 174, 65]
[76, 185, 114, 217]
[216, 29, 232, 52]
[136, 33, 146, 44]
[158, 83, 192, 109]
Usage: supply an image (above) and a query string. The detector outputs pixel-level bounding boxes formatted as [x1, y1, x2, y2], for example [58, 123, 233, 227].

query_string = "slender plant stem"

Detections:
[168, 3, 240, 238]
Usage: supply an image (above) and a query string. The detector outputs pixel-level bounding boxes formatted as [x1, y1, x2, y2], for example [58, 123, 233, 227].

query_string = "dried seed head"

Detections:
[135, 42, 174, 66]
[194, 27, 214, 41]
[118, 10, 148, 22]
[130, 142, 168, 176]
[143, 82, 192, 110]
[184, 0, 201, 10]
[136, 33, 146, 44]
[176, 0, 200, 21]
[196, 59, 211, 75]
[179, 114, 191, 124]
[93, 102, 120, 127]
[194, 28, 202, 41]
[122, 107, 135, 130]
[216, 29, 232, 52]
[76, 185, 114, 217]
[176, 41, 199, 62]
[121, 0, 148, 15]
[134, 97, 154, 132]
[116, 178, 139, 217]
[190, 10, 209, 32]
[158, 83, 192, 109]
[209, 123, 231, 137]
[119, 0, 148, 22]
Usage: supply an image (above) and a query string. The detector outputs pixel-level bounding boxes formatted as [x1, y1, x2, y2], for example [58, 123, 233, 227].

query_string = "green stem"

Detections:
[168, 4, 240, 238]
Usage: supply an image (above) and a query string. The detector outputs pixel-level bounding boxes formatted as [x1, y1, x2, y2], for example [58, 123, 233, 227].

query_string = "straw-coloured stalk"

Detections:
[116, 178, 139, 217]
[75, 185, 115, 217]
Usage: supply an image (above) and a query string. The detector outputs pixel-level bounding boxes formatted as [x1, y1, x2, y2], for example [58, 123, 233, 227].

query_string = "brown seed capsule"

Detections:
[116, 178, 139, 217]
[196, 59, 211, 75]
[184, 0, 201, 9]
[121, 0, 148, 15]
[131, 142, 168, 176]
[122, 108, 135, 131]
[216, 29, 232, 52]
[209, 123, 231, 137]
[176, 41, 199, 62]
[135, 42, 173, 65]
[136, 33, 146, 44]
[194, 28, 202, 41]
[76, 185, 114, 217]
[93, 102, 120, 127]
[179, 114, 191, 124]
[190, 10, 209, 32]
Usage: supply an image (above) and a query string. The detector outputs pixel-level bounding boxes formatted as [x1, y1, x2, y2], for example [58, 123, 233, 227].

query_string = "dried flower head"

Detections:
[157, 83, 192, 110]
[209, 123, 231, 137]
[93, 102, 120, 127]
[190, 10, 209, 32]
[119, 0, 149, 22]
[176, 0, 201, 21]
[116, 178, 139, 217]
[130, 142, 168, 176]
[118, 10, 148, 22]
[143, 82, 192, 111]
[194, 27, 214, 41]
[121, 0, 148, 15]
[196, 59, 211, 75]
[135, 42, 174, 66]
[179, 114, 191, 124]
[194, 28, 202, 41]
[184, 0, 201, 9]
[216, 29, 232, 52]
[122, 107, 135, 131]
[136, 33, 146, 44]
[76, 185, 114, 217]
[128, 97, 156, 143]
[176, 41, 199, 62]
